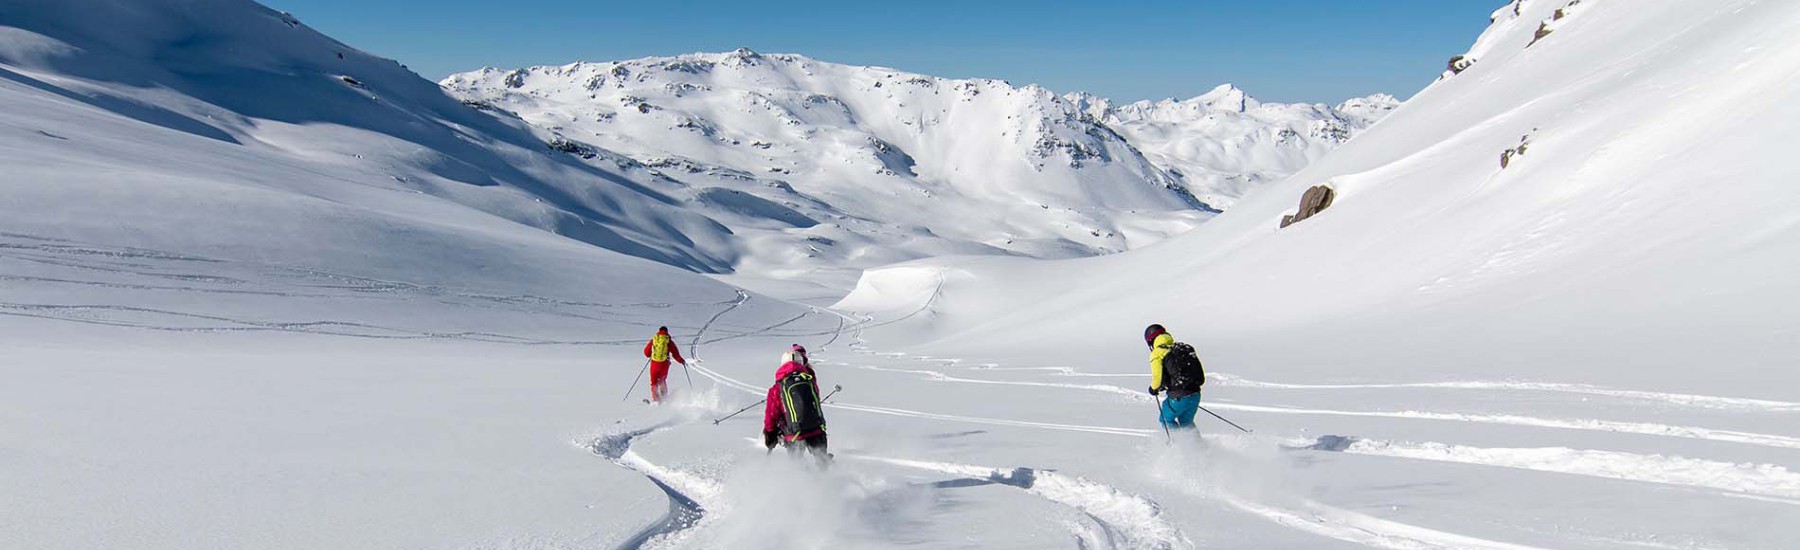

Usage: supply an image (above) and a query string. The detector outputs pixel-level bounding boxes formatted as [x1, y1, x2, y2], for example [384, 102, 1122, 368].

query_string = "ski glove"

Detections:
[763, 430, 779, 449]
[1147, 386, 1161, 396]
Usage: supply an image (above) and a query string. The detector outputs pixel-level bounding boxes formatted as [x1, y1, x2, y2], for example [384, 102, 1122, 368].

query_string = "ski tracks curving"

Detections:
[590, 424, 714, 550]
[851, 454, 1191, 550]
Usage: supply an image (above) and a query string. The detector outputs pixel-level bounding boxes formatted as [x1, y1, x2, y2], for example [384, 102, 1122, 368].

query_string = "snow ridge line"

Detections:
[1208, 373, 1800, 412]
[1299, 436, 1800, 503]
[848, 454, 1190, 550]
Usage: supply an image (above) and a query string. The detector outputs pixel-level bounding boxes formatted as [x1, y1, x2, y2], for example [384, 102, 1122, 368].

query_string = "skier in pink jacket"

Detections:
[763, 344, 828, 457]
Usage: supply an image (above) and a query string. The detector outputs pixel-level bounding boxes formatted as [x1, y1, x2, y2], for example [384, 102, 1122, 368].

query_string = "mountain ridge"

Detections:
[448, 49, 1396, 215]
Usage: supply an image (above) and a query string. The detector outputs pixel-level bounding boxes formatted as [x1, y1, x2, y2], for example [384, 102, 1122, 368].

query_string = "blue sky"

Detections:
[268, 0, 1500, 104]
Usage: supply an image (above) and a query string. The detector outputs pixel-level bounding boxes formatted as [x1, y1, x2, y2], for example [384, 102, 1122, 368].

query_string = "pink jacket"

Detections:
[763, 361, 822, 440]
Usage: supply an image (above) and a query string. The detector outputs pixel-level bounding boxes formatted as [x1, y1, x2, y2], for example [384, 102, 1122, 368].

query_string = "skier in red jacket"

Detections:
[763, 344, 828, 457]
[642, 326, 685, 403]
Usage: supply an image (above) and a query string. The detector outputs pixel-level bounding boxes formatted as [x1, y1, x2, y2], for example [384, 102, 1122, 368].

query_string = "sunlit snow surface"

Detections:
[5, 0, 1800, 548]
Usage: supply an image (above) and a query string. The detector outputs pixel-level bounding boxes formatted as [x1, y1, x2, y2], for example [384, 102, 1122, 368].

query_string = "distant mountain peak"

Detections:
[1192, 83, 1258, 112]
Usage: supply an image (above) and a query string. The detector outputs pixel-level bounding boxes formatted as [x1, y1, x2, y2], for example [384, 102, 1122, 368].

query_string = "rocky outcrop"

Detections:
[1500, 132, 1533, 169]
[1279, 185, 1335, 228]
[1447, 55, 1476, 75]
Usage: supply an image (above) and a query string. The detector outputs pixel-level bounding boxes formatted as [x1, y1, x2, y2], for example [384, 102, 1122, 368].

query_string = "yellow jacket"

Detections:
[1148, 332, 1175, 391]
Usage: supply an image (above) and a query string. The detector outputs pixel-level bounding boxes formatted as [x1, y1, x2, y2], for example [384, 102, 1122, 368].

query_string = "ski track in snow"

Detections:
[694, 330, 1561, 549]
[853, 452, 1553, 550]
[1207, 373, 1800, 413]
[590, 425, 717, 550]
[854, 364, 1149, 399]
[1296, 435, 1800, 503]
[1208, 489, 1549, 550]
[841, 359, 1800, 452]
[848, 454, 1190, 550]
[689, 311, 1188, 547]
[685, 289, 749, 357]
[783, 322, 1800, 540]
[691, 362, 1156, 438]
[1207, 402, 1800, 451]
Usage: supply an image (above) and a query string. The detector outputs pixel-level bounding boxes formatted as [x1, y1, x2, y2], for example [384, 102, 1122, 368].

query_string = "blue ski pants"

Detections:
[1160, 392, 1200, 429]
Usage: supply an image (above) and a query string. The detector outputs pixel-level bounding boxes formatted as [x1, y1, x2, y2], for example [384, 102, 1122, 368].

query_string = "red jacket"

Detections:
[763, 361, 823, 440]
[643, 331, 684, 364]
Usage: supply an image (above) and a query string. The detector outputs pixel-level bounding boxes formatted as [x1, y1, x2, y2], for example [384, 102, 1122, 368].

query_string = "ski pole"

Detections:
[1198, 404, 1252, 434]
[681, 361, 694, 389]
[713, 399, 766, 425]
[621, 360, 650, 402]
[715, 385, 842, 425]
[1153, 393, 1171, 440]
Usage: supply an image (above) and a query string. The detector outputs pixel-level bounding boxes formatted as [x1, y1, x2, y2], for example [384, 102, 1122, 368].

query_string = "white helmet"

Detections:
[780, 344, 809, 366]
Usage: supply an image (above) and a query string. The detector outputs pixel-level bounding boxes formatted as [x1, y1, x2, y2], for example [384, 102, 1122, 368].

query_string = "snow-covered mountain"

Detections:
[1071, 85, 1398, 209]
[0, 0, 798, 277]
[0, 0, 840, 546]
[15, 0, 1798, 548]
[442, 53, 1392, 287]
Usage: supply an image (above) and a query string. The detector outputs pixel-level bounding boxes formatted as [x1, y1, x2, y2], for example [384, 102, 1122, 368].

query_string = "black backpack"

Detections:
[777, 371, 827, 436]
[1162, 342, 1205, 392]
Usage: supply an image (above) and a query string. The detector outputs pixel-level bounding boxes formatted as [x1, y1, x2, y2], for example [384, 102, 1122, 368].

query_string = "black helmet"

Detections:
[1143, 324, 1166, 347]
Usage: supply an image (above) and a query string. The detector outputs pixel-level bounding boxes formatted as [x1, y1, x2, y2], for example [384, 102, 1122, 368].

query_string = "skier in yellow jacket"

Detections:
[642, 326, 686, 403]
[1145, 324, 1203, 428]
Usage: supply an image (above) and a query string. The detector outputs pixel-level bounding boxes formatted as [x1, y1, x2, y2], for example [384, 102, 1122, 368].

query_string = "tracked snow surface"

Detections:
[4, 0, 1799, 549]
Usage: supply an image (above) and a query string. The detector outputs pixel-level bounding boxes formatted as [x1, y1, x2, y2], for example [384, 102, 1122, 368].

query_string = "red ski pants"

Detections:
[649, 361, 671, 402]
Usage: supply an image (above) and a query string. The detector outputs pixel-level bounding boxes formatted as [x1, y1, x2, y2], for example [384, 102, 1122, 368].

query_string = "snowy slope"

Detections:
[442, 54, 1389, 288]
[12, 0, 793, 272]
[11, 0, 1800, 549]
[831, 0, 1800, 547]
[854, 0, 1800, 388]
[0, 2, 835, 546]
